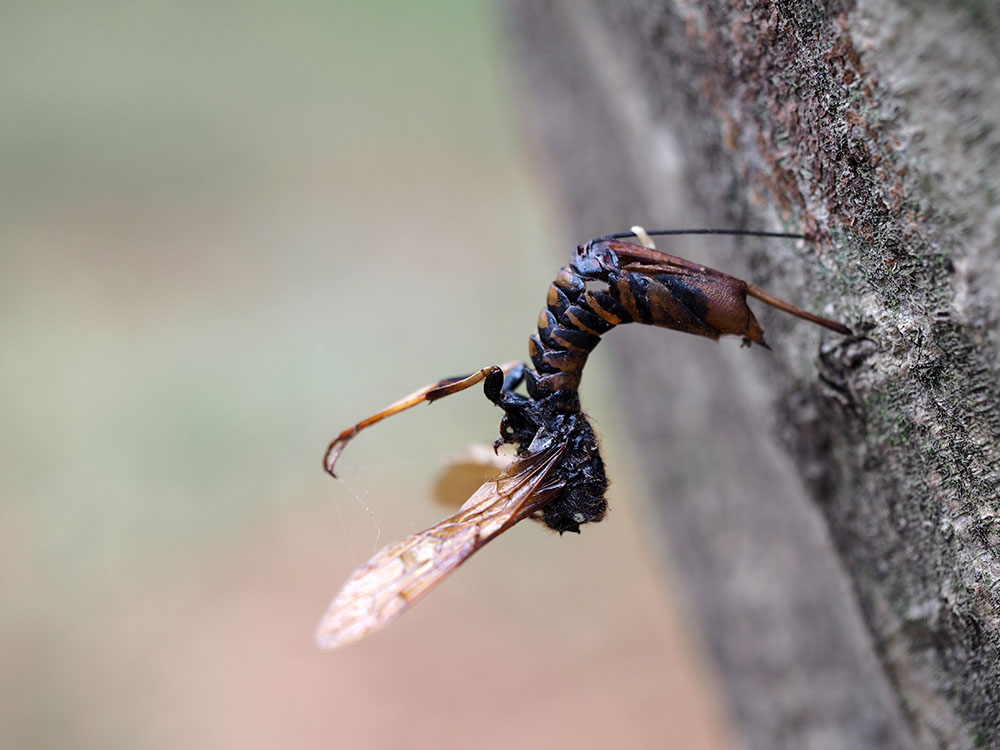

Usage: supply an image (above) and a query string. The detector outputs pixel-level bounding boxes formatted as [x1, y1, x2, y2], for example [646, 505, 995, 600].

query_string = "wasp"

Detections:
[316, 228, 852, 649]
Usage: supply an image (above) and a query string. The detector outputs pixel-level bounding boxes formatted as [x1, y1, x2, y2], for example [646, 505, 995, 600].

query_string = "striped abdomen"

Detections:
[527, 239, 767, 396]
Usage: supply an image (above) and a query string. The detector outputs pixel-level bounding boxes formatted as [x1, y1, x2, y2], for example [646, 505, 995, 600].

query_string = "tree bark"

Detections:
[505, 2, 1000, 748]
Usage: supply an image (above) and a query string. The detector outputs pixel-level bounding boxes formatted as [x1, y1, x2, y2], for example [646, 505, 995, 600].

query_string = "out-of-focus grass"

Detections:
[1, 0, 542, 582]
[0, 3, 731, 749]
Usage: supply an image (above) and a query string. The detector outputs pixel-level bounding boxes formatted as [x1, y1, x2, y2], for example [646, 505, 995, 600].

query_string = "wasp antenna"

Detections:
[322, 363, 524, 477]
[599, 228, 808, 241]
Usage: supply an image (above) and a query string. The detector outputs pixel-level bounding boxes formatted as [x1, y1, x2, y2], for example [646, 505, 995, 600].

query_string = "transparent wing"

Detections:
[431, 443, 514, 508]
[315, 442, 567, 650]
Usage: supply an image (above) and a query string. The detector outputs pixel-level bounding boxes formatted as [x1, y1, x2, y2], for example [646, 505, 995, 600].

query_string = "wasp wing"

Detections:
[315, 442, 566, 650]
[432, 443, 515, 508]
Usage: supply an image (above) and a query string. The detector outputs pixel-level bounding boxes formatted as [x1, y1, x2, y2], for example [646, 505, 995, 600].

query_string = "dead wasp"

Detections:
[316, 227, 851, 649]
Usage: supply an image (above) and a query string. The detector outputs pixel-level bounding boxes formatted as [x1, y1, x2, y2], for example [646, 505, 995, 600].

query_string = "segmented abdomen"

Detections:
[528, 239, 756, 396]
[528, 259, 630, 395]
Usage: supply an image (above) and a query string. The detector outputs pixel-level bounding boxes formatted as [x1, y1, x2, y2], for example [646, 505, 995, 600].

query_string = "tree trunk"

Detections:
[505, 2, 1000, 748]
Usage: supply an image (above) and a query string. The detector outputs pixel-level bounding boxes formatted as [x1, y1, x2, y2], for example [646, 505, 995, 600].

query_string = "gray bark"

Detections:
[505, 2, 1000, 749]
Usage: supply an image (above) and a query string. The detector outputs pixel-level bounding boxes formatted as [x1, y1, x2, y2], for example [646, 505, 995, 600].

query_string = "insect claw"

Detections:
[323, 438, 348, 477]
[322, 365, 524, 478]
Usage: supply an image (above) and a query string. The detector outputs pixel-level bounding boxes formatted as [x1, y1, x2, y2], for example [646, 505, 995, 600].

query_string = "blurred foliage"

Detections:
[0, 3, 726, 749]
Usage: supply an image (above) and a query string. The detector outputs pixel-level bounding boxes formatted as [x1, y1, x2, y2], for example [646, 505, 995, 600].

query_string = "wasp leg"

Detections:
[498, 362, 527, 396]
[324, 361, 522, 476]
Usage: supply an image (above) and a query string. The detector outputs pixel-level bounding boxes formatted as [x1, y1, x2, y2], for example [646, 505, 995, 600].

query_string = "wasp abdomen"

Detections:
[530, 256, 634, 395]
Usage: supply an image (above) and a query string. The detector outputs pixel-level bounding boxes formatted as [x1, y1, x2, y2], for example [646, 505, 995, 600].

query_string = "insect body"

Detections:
[317, 230, 851, 649]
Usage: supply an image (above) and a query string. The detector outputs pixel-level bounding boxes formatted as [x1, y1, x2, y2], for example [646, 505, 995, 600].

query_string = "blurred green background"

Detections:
[1, 2, 730, 748]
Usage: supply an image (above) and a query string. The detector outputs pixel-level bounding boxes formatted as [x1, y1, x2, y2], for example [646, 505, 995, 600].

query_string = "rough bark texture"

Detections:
[506, 2, 1000, 749]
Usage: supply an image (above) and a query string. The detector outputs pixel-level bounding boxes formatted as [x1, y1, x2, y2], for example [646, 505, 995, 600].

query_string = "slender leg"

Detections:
[323, 361, 523, 476]
[501, 362, 527, 394]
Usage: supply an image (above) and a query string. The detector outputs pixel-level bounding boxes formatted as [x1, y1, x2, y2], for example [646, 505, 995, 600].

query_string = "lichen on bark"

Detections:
[507, 1, 1000, 747]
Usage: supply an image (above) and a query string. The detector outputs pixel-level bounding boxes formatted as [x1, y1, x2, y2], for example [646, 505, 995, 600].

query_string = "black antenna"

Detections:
[599, 228, 806, 241]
